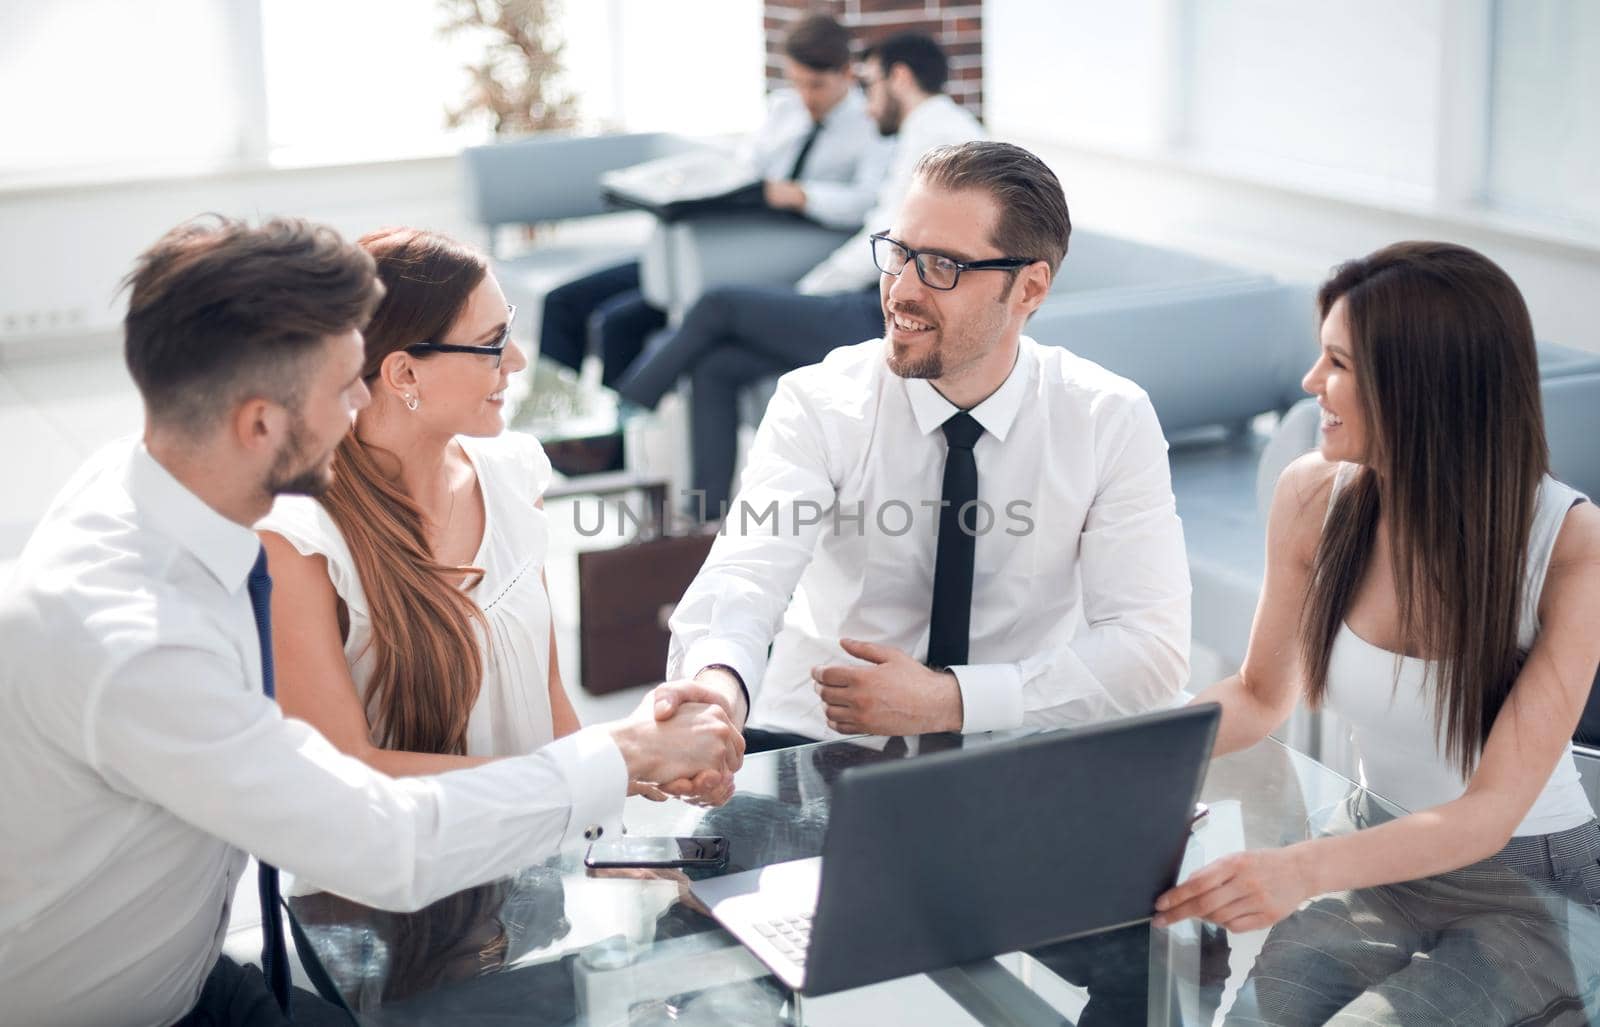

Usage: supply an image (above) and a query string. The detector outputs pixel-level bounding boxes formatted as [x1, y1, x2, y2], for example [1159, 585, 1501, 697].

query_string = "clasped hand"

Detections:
[812, 638, 962, 736]
[618, 683, 744, 806]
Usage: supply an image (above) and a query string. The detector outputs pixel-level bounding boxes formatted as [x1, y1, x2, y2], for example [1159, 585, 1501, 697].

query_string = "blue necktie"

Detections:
[247, 547, 292, 1014]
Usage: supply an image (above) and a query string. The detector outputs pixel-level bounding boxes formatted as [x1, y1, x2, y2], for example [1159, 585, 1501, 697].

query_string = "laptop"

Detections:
[690, 704, 1220, 996]
[599, 150, 765, 221]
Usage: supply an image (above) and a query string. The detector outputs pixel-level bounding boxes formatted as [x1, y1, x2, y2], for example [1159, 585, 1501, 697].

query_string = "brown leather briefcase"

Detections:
[576, 532, 716, 695]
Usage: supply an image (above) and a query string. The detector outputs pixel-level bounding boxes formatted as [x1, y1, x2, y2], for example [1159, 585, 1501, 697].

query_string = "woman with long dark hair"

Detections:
[258, 227, 575, 772]
[1155, 242, 1600, 1014]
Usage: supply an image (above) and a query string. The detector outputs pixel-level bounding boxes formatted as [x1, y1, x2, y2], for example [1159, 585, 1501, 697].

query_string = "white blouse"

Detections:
[260, 432, 558, 758]
[1323, 464, 1595, 836]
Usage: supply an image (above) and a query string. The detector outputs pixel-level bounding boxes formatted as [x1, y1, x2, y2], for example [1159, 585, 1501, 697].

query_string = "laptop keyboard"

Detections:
[753, 912, 812, 965]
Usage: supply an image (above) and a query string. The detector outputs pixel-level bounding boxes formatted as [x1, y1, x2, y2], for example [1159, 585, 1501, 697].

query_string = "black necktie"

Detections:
[927, 413, 983, 668]
[786, 120, 824, 181]
[247, 548, 292, 1015]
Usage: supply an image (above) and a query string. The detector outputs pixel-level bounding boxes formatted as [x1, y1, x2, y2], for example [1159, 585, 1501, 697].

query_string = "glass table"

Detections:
[287, 733, 1600, 1025]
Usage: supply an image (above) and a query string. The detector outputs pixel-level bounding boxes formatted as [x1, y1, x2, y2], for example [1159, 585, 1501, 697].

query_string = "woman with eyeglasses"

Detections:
[257, 227, 577, 774]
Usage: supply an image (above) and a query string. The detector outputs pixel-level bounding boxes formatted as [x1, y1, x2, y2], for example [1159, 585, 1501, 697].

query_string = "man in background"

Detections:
[613, 32, 986, 516]
[539, 13, 889, 388]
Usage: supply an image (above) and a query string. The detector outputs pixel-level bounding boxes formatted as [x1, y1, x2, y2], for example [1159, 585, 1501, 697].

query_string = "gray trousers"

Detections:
[613, 285, 882, 514]
[1225, 813, 1600, 1026]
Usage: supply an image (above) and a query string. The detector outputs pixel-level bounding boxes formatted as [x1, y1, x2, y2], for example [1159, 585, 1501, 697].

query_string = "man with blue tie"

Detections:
[0, 216, 743, 1026]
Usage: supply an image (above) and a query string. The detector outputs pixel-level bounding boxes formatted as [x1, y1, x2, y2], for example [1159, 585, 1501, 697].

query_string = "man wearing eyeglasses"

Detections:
[613, 31, 984, 516]
[651, 141, 1191, 752]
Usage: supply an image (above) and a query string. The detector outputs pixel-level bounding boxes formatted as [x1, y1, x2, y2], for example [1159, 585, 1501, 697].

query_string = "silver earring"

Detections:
[404, 393, 419, 412]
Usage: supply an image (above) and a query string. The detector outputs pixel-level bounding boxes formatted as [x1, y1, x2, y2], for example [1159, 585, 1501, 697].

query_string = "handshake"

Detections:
[604, 667, 748, 806]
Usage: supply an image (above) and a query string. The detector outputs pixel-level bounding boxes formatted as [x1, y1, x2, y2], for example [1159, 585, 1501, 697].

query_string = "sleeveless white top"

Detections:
[259, 432, 557, 758]
[1323, 464, 1595, 836]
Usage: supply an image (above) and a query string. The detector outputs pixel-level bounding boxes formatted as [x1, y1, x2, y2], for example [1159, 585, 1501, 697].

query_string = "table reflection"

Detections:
[284, 733, 1600, 1025]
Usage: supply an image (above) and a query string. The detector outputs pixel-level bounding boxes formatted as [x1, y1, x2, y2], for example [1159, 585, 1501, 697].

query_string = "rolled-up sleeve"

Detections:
[86, 645, 626, 912]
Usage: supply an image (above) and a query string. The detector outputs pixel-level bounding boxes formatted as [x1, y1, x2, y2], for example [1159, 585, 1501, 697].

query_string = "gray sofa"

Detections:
[1024, 279, 1321, 668]
[461, 131, 706, 355]
[1027, 275, 1600, 803]
[641, 213, 1266, 324]
[717, 234, 1275, 429]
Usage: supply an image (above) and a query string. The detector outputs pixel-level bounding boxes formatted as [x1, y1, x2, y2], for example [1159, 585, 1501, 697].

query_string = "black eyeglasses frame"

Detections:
[869, 232, 1036, 291]
[405, 304, 517, 367]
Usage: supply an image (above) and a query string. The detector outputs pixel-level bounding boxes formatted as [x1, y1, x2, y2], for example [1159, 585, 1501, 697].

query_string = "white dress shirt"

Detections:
[261, 432, 559, 758]
[667, 337, 1192, 741]
[739, 87, 893, 230]
[0, 439, 625, 1027]
[797, 94, 987, 295]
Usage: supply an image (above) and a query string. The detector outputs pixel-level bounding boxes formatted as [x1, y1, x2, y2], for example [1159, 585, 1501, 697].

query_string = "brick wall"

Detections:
[763, 1, 983, 119]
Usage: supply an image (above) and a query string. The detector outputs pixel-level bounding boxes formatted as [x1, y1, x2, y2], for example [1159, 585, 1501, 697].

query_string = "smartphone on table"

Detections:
[584, 835, 730, 869]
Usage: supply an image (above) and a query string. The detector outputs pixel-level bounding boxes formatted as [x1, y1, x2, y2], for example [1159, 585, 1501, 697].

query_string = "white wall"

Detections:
[0, 156, 470, 347]
[984, 0, 1600, 353]
[0, 157, 479, 565]
[994, 139, 1600, 354]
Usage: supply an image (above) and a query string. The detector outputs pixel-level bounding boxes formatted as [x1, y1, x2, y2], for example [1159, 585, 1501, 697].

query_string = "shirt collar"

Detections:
[819, 87, 863, 127]
[900, 93, 957, 137]
[126, 441, 262, 594]
[902, 336, 1037, 442]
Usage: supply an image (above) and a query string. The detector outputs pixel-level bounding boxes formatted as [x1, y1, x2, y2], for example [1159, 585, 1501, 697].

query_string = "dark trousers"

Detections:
[742, 726, 821, 754]
[176, 956, 350, 1026]
[614, 285, 882, 514]
[539, 261, 665, 386]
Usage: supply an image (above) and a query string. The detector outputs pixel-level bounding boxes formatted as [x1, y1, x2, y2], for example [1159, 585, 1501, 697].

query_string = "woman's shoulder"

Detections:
[1550, 493, 1600, 567]
[258, 495, 368, 610]
[1266, 453, 1347, 557]
[258, 494, 348, 559]
[1273, 452, 1345, 517]
[461, 431, 554, 502]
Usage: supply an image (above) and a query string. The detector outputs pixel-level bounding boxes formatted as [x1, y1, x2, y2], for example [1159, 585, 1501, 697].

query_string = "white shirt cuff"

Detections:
[950, 663, 1025, 733]
[542, 725, 628, 846]
[683, 639, 762, 706]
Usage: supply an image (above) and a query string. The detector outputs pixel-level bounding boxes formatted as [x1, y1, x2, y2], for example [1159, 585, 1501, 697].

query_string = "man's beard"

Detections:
[266, 420, 335, 498]
[875, 94, 903, 137]
[887, 337, 943, 379]
[884, 287, 1012, 382]
[884, 301, 943, 379]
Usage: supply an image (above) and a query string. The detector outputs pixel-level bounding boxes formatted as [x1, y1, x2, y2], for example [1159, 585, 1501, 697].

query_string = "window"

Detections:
[986, 0, 1600, 238]
[261, 0, 485, 165]
[1484, 0, 1600, 230]
[1181, 0, 1443, 200]
[0, 1, 257, 180]
[4, 0, 764, 182]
